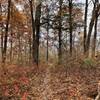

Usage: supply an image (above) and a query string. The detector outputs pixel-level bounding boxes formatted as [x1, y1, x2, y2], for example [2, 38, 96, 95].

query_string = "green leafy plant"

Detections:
[83, 58, 94, 66]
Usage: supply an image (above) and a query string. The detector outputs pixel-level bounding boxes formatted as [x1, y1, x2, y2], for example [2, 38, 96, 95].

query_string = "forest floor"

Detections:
[0, 60, 100, 100]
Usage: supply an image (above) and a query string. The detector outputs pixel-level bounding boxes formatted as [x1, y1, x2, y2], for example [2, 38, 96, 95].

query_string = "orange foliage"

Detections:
[12, 11, 26, 24]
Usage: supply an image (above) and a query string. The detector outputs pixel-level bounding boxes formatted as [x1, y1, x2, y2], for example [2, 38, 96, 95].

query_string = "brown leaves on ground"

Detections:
[0, 63, 100, 100]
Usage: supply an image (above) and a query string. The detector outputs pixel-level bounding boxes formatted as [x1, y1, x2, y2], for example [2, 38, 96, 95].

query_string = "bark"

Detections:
[0, 3, 3, 60]
[69, 0, 73, 56]
[86, 0, 99, 56]
[29, 0, 36, 63]
[0, 19, 3, 60]
[58, 0, 63, 63]
[92, 0, 99, 57]
[2, 0, 11, 64]
[35, 3, 41, 65]
[46, 7, 49, 62]
[10, 30, 13, 62]
[84, 0, 88, 53]
[17, 28, 22, 64]
[29, 34, 32, 63]
[92, 19, 98, 57]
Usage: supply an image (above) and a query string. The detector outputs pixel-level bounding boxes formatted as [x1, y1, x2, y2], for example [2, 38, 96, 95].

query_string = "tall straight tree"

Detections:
[10, 2, 14, 62]
[84, 0, 88, 54]
[2, 0, 11, 64]
[46, 6, 50, 62]
[92, 0, 99, 57]
[29, 0, 36, 64]
[35, 2, 41, 65]
[68, 0, 73, 55]
[58, 0, 63, 63]
[0, 3, 4, 60]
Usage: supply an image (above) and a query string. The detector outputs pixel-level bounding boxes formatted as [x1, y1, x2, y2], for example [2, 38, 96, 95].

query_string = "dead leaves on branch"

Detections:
[11, 10, 27, 25]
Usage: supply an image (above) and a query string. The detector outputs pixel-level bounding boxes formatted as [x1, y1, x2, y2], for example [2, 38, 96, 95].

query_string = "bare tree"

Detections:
[29, 0, 36, 64]
[46, 6, 50, 62]
[2, 0, 11, 67]
[58, 0, 63, 63]
[35, 2, 41, 65]
[68, 0, 73, 55]
[84, 0, 88, 54]
[92, 10, 98, 57]
[86, 0, 100, 56]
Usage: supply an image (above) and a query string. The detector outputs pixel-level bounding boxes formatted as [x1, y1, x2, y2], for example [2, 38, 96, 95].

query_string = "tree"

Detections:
[84, 0, 88, 54]
[29, 0, 36, 64]
[46, 5, 50, 62]
[58, 0, 63, 63]
[0, 3, 4, 60]
[2, 0, 11, 70]
[92, 0, 99, 57]
[86, 0, 100, 56]
[68, 0, 73, 55]
[35, 2, 41, 65]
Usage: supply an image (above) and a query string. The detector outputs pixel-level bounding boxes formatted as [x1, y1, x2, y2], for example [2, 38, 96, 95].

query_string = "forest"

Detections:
[0, 0, 100, 99]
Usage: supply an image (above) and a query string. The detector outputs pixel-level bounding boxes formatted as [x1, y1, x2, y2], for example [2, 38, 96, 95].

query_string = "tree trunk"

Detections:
[92, 17, 98, 57]
[29, 0, 36, 64]
[84, 0, 88, 54]
[86, 0, 99, 56]
[58, 0, 63, 64]
[29, 33, 32, 64]
[69, 0, 73, 56]
[10, 30, 13, 63]
[0, 3, 4, 60]
[92, 0, 99, 57]
[35, 3, 41, 66]
[2, 0, 11, 66]
[46, 6, 49, 62]
[0, 23, 4, 61]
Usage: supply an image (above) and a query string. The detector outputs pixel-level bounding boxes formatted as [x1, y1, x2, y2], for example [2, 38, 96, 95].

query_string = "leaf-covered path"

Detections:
[0, 64, 100, 100]
[42, 64, 52, 100]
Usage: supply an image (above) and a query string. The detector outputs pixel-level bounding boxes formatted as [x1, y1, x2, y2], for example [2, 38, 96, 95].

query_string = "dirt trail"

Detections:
[42, 64, 52, 100]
